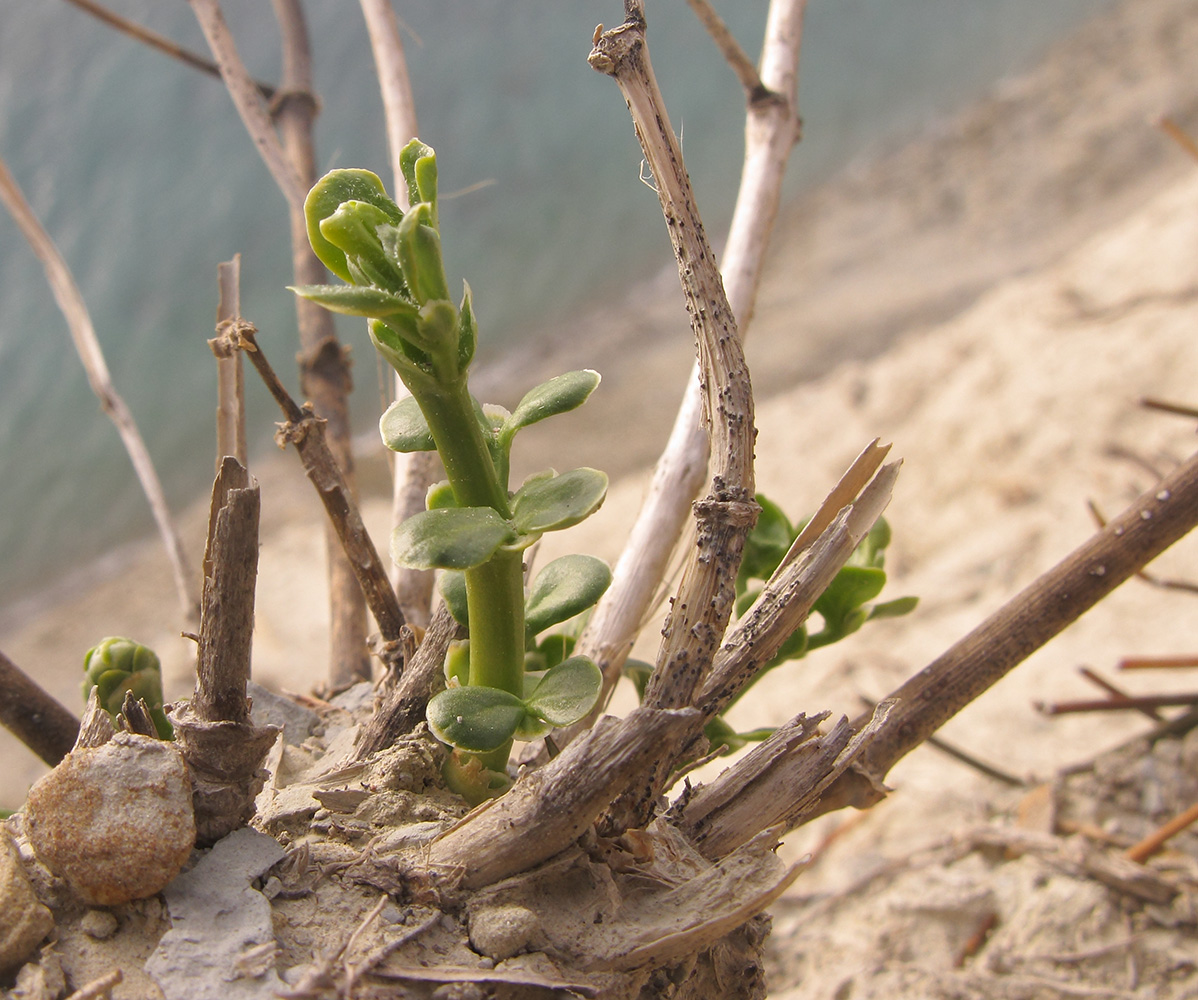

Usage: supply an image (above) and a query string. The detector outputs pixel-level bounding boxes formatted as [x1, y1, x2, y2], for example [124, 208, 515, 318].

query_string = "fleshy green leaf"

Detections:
[813, 566, 887, 627]
[380, 396, 434, 453]
[396, 204, 449, 305]
[391, 507, 516, 570]
[867, 595, 919, 621]
[426, 481, 457, 510]
[621, 659, 654, 702]
[318, 201, 406, 292]
[444, 641, 470, 686]
[292, 284, 417, 320]
[400, 139, 438, 218]
[439, 571, 470, 628]
[528, 632, 575, 672]
[738, 495, 793, 590]
[524, 656, 602, 727]
[458, 282, 477, 370]
[502, 370, 601, 447]
[417, 300, 459, 363]
[511, 468, 608, 534]
[303, 169, 402, 282]
[370, 318, 430, 380]
[426, 686, 525, 752]
[524, 555, 612, 637]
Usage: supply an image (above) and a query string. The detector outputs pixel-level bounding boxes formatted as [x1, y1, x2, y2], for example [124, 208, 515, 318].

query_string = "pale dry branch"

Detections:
[697, 459, 899, 717]
[195, 457, 259, 724]
[187, 0, 305, 210]
[775, 438, 890, 576]
[685, 0, 765, 96]
[63, 968, 123, 1000]
[359, 0, 420, 198]
[575, 0, 806, 704]
[63, 0, 275, 98]
[677, 707, 892, 860]
[0, 649, 79, 767]
[0, 155, 198, 624]
[212, 256, 247, 467]
[1158, 115, 1198, 164]
[805, 446, 1198, 821]
[353, 603, 460, 760]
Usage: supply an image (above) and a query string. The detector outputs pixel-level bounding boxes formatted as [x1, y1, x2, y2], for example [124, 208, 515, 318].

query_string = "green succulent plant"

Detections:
[293, 140, 608, 803]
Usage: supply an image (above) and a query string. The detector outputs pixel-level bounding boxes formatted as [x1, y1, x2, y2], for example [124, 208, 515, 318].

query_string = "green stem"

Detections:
[409, 376, 509, 515]
[405, 369, 527, 779]
[464, 548, 526, 695]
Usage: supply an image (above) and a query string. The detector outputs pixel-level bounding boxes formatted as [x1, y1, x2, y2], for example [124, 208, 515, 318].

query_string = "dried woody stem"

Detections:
[224, 323, 407, 666]
[803, 446, 1198, 823]
[359, 0, 439, 627]
[0, 649, 79, 767]
[0, 155, 198, 625]
[170, 457, 278, 846]
[589, 1, 770, 833]
[575, 0, 805, 703]
[189, 0, 371, 685]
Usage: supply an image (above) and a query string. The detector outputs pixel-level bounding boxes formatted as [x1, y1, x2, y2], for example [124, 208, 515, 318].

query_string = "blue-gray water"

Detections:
[0, 0, 1110, 609]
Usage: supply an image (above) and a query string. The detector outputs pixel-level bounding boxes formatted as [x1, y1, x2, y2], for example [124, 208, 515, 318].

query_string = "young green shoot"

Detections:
[293, 140, 609, 803]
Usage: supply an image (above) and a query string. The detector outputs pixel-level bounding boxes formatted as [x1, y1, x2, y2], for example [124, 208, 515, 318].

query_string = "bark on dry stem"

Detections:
[805, 446, 1198, 821]
[588, 7, 759, 831]
[575, 0, 804, 704]
[173, 456, 278, 845]
[196, 458, 259, 723]
[0, 650, 79, 767]
[232, 325, 406, 660]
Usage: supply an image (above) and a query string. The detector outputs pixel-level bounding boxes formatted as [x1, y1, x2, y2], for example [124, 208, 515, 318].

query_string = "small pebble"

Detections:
[79, 909, 119, 940]
[467, 904, 540, 961]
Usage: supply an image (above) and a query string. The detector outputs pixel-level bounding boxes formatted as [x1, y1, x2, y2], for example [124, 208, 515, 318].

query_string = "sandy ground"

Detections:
[3, 0, 1198, 994]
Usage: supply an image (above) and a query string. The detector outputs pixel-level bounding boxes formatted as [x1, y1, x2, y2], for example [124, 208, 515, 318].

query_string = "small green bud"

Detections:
[82, 637, 172, 740]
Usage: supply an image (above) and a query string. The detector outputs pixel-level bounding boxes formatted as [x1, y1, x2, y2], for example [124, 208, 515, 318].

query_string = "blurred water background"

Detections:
[0, 0, 1110, 609]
